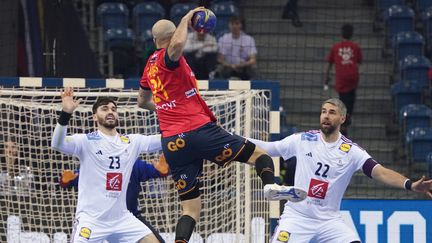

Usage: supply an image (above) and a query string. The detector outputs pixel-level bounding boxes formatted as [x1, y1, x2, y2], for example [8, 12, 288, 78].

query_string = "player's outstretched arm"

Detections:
[51, 87, 82, 154]
[137, 134, 162, 153]
[371, 164, 432, 198]
[247, 138, 283, 158]
[135, 157, 169, 182]
[152, 154, 169, 176]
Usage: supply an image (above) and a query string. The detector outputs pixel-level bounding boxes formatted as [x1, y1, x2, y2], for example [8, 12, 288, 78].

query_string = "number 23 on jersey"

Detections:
[109, 156, 120, 169]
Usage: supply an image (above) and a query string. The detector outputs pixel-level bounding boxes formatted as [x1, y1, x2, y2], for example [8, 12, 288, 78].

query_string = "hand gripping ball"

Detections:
[191, 9, 217, 33]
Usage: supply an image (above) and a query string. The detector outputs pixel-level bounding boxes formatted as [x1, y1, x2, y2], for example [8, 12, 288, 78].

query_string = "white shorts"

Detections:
[270, 211, 360, 243]
[71, 212, 152, 243]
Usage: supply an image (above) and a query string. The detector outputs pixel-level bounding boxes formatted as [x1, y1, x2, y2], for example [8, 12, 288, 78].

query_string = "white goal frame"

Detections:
[0, 77, 281, 243]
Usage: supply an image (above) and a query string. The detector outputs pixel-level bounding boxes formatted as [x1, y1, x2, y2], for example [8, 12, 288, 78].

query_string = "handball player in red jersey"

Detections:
[137, 7, 307, 243]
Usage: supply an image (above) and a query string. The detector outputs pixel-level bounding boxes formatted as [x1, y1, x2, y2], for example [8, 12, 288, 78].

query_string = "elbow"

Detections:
[137, 100, 145, 109]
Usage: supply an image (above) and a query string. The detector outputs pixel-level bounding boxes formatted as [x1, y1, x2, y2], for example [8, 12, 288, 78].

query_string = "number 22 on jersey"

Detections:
[315, 162, 329, 178]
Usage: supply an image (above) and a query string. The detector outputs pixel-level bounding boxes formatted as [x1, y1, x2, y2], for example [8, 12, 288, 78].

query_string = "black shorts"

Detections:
[161, 122, 248, 197]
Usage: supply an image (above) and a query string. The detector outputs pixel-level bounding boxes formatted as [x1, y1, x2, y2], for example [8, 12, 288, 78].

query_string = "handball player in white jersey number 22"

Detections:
[51, 87, 162, 243]
[249, 98, 432, 243]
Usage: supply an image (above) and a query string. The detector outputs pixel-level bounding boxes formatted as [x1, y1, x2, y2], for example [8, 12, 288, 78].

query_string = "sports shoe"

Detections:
[264, 184, 307, 202]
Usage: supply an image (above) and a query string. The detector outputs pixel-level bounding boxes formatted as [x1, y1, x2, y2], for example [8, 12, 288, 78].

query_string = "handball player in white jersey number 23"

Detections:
[51, 87, 162, 243]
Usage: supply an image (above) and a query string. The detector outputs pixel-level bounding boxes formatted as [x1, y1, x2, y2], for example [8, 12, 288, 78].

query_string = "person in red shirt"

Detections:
[137, 7, 306, 243]
[324, 23, 363, 136]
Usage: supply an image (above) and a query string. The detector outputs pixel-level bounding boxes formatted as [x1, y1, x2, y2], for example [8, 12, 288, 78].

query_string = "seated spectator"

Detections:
[215, 16, 257, 80]
[0, 136, 33, 196]
[184, 31, 218, 80]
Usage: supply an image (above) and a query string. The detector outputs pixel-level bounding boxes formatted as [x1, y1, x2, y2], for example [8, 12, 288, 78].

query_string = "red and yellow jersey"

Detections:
[140, 48, 216, 137]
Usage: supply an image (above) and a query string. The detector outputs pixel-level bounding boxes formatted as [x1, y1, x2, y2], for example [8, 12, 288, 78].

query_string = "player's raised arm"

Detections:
[51, 87, 83, 155]
[167, 7, 204, 61]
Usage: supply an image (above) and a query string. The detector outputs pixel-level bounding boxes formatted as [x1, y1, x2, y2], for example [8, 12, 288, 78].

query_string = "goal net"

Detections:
[0, 86, 272, 243]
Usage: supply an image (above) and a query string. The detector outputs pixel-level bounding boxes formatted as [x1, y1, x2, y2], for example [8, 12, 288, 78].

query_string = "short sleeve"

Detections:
[140, 70, 150, 89]
[217, 35, 226, 55]
[249, 37, 257, 55]
[132, 134, 162, 153]
[275, 134, 299, 160]
[350, 144, 372, 171]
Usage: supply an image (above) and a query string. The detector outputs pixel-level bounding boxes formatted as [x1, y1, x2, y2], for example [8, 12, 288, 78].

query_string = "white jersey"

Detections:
[251, 130, 372, 221]
[52, 124, 161, 221]
[277, 130, 371, 220]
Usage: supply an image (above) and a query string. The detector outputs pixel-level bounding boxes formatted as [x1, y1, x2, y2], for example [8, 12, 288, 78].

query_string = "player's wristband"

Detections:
[404, 179, 412, 191]
[58, 110, 72, 126]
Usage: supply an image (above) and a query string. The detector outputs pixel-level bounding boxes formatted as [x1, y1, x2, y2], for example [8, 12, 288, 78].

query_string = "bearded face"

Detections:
[94, 103, 119, 130]
[319, 103, 345, 136]
[96, 113, 119, 129]
[319, 120, 337, 136]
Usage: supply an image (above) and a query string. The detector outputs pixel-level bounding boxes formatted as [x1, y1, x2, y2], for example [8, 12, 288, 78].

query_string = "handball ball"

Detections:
[191, 9, 217, 33]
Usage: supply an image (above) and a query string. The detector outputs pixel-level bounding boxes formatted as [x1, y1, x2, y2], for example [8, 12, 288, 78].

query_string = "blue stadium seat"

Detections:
[170, 2, 198, 26]
[427, 152, 432, 176]
[390, 80, 423, 112]
[406, 127, 432, 163]
[97, 3, 129, 31]
[392, 31, 424, 71]
[383, 5, 415, 45]
[400, 55, 431, 84]
[138, 29, 153, 48]
[210, 1, 239, 36]
[376, 0, 404, 15]
[104, 28, 135, 49]
[416, 0, 432, 12]
[104, 28, 137, 78]
[422, 7, 432, 53]
[133, 2, 165, 35]
[399, 104, 432, 134]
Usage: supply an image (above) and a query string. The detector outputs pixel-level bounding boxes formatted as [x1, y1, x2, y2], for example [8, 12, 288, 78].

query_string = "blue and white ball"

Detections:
[191, 9, 217, 33]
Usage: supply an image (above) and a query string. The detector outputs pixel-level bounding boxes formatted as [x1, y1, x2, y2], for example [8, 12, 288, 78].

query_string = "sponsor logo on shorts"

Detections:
[277, 231, 290, 242]
[339, 143, 351, 153]
[308, 178, 329, 199]
[215, 144, 233, 162]
[167, 137, 186, 152]
[175, 179, 187, 190]
[79, 227, 91, 239]
[106, 172, 122, 191]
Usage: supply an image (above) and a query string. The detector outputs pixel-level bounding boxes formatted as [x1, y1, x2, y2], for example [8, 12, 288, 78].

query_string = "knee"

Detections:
[181, 196, 202, 221]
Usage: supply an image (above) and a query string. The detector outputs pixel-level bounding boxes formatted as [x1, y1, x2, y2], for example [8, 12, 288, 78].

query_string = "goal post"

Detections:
[0, 77, 281, 243]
